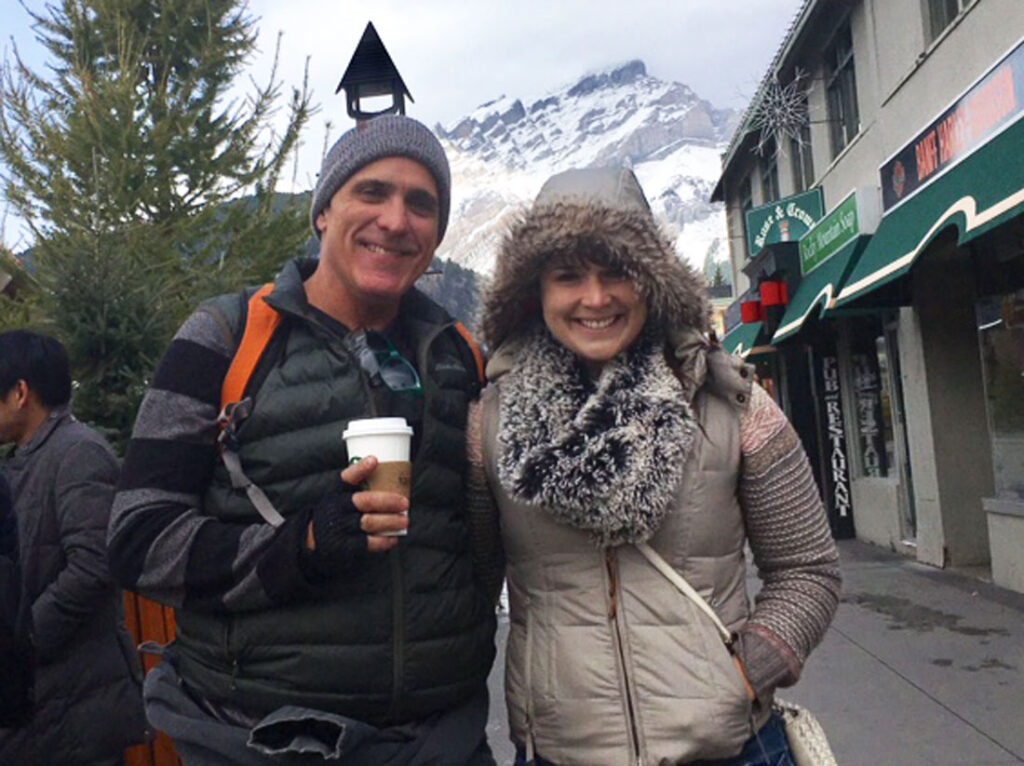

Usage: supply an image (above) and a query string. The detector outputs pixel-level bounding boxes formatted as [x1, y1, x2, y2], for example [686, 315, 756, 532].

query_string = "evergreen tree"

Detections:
[415, 257, 481, 331]
[0, 0, 313, 447]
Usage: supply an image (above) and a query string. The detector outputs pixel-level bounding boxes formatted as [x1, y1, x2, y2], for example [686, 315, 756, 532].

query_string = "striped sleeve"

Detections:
[735, 382, 842, 701]
[108, 304, 311, 613]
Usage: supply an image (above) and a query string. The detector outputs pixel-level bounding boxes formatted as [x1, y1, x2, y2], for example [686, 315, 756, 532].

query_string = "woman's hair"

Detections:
[542, 238, 622, 273]
[481, 168, 709, 351]
[0, 330, 72, 408]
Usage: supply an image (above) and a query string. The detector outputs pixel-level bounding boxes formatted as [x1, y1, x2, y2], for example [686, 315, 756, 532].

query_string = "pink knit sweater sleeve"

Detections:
[735, 382, 842, 702]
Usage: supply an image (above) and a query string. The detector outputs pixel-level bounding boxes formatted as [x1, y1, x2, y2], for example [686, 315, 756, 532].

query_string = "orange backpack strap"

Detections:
[221, 283, 280, 410]
[454, 322, 485, 385]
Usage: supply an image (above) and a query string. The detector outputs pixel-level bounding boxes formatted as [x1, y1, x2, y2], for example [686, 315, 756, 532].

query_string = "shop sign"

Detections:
[820, 356, 852, 522]
[880, 37, 1024, 211]
[744, 188, 824, 259]
[799, 188, 881, 275]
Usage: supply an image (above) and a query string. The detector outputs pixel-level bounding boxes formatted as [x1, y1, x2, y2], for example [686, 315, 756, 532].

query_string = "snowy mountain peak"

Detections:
[434, 63, 737, 284]
[437, 59, 734, 174]
[566, 59, 647, 97]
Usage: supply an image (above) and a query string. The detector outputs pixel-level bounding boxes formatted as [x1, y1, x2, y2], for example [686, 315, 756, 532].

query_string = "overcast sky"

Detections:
[1, 0, 804, 249]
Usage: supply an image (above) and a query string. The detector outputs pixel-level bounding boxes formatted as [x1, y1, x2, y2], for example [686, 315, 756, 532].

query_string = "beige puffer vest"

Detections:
[482, 356, 770, 765]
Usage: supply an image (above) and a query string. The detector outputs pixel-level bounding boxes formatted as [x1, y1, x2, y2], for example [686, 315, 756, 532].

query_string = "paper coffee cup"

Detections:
[343, 418, 413, 463]
[342, 417, 413, 536]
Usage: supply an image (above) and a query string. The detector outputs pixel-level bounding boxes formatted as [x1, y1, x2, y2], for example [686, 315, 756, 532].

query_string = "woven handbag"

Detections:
[636, 543, 838, 766]
[772, 698, 839, 766]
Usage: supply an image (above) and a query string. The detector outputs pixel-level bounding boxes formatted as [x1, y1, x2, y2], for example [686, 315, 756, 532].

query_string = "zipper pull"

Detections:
[605, 550, 618, 619]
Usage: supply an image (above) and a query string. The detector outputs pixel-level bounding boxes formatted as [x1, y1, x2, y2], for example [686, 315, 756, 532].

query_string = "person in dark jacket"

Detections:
[0, 471, 33, 729]
[108, 115, 498, 765]
[0, 330, 148, 766]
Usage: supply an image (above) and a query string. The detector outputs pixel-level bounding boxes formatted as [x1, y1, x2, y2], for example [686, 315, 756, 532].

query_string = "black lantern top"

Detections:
[336, 22, 413, 121]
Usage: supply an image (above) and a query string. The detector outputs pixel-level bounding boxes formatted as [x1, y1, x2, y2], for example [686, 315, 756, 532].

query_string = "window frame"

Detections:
[824, 20, 860, 158]
[760, 135, 780, 203]
[926, 0, 966, 42]
[738, 175, 754, 259]
[790, 116, 814, 192]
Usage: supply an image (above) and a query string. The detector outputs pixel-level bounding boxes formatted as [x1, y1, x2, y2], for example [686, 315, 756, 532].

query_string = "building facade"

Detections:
[714, 0, 1024, 592]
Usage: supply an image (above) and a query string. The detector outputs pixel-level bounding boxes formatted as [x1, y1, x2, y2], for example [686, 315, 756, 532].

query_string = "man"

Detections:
[109, 115, 498, 764]
[0, 471, 32, 730]
[0, 330, 148, 765]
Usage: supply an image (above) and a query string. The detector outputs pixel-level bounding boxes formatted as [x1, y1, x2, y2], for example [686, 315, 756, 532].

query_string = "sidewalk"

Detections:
[485, 539, 1024, 765]
[786, 539, 1024, 765]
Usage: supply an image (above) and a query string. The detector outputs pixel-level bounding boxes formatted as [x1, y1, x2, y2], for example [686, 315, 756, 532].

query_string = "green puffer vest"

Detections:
[173, 260, 496, 726]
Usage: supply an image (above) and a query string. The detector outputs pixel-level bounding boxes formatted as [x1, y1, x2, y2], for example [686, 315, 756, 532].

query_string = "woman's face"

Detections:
[540, 260, 648, 368]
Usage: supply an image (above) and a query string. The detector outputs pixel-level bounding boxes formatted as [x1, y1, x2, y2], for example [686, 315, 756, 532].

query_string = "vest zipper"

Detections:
[605, 549, 643, 764]
[389, 544, 405, 721]
[384, 324, 448, 722]
[382, 327, 452, 723]
[385, 322, 449, 722]
[226, 619, 239, 692]
[523, 596, 537, 761]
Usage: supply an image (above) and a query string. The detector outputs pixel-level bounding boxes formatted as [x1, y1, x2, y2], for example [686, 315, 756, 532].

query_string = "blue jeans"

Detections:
[514, 713, 794, 766]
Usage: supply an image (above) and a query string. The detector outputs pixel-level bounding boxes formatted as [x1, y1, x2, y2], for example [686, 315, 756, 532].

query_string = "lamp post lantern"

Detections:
[336, 22, 413, 124]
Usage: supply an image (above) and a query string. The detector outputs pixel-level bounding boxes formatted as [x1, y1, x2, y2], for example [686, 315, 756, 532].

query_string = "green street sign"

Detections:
[744, 188, 824, 259]
[799, 188, 882, 275]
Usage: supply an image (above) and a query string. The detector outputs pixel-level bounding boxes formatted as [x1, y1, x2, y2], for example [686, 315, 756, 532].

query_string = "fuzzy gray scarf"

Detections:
[497, 330, 696, 548]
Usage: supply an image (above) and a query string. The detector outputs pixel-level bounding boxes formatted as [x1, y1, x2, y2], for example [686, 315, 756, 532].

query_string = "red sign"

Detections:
[881, 38, 1024, 210]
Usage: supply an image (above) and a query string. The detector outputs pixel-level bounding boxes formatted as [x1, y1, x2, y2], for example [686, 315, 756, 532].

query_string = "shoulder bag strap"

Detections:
[222, 283, 280, 410]
[635, 542, 733, 646]
[214, 282, 287, 528]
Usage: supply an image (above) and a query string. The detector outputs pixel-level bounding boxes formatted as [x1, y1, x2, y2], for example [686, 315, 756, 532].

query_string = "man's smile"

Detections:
[358, 239, 418, 257]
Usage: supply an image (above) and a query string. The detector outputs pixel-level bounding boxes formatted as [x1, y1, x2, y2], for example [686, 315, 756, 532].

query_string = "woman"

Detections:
[468, 167, 841, 765]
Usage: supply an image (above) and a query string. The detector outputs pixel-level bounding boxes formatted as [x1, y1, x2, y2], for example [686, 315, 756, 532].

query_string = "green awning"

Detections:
[721, 322, 766, 358]
[836, 117, 1024, 307]
[771, 236, 870, 343]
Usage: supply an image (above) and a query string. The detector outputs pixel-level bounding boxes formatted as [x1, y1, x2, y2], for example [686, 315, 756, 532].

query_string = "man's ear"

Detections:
[316, 210, 328, 234]
[12, 380, 30, 408]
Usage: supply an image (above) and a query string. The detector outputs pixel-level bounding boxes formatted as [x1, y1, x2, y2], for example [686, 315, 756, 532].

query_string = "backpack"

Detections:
[0, 473, 33, 727]
[213, 283, 485, 527]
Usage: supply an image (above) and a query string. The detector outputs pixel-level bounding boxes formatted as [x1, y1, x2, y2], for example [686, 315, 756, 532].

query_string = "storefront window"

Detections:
[873, 335, 897, 475]
[847, 320, 895, 478]
[977, 290, 1024, 502]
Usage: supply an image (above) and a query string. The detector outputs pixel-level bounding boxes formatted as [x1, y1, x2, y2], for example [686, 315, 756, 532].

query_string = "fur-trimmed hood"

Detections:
[479, 167, 710, 354]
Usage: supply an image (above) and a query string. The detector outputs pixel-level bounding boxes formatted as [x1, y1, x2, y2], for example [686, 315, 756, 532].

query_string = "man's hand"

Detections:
[342, 456, 409, 551]
[305, 456, 408, 556]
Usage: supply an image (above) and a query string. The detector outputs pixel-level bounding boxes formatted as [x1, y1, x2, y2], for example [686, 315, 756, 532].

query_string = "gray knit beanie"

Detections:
[310, 115, 451, 244]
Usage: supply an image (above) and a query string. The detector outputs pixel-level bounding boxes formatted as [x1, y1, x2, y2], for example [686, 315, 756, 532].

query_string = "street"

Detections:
[485, 539, 1024, 765]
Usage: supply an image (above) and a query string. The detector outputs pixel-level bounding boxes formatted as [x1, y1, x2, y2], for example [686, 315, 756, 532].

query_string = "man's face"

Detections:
[0, 383, 28, 445]
[315, 157, 440, 313]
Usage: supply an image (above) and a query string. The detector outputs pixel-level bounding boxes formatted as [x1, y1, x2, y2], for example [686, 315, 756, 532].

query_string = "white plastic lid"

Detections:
[342, 417, 413, 440]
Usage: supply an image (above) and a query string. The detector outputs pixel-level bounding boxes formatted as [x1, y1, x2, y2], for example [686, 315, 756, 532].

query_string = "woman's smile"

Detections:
[574, 315, 621, 330]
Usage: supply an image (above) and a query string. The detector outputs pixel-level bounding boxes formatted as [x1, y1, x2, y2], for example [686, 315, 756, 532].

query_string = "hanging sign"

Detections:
[819, 355, 855, 538]
[744, 188, 824, 259]
[799, 187, 881, 275]
[880, 37, 1024, 211]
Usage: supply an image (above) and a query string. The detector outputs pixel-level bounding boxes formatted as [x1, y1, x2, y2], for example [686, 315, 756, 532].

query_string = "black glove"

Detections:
[299, 480, 369, 581]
